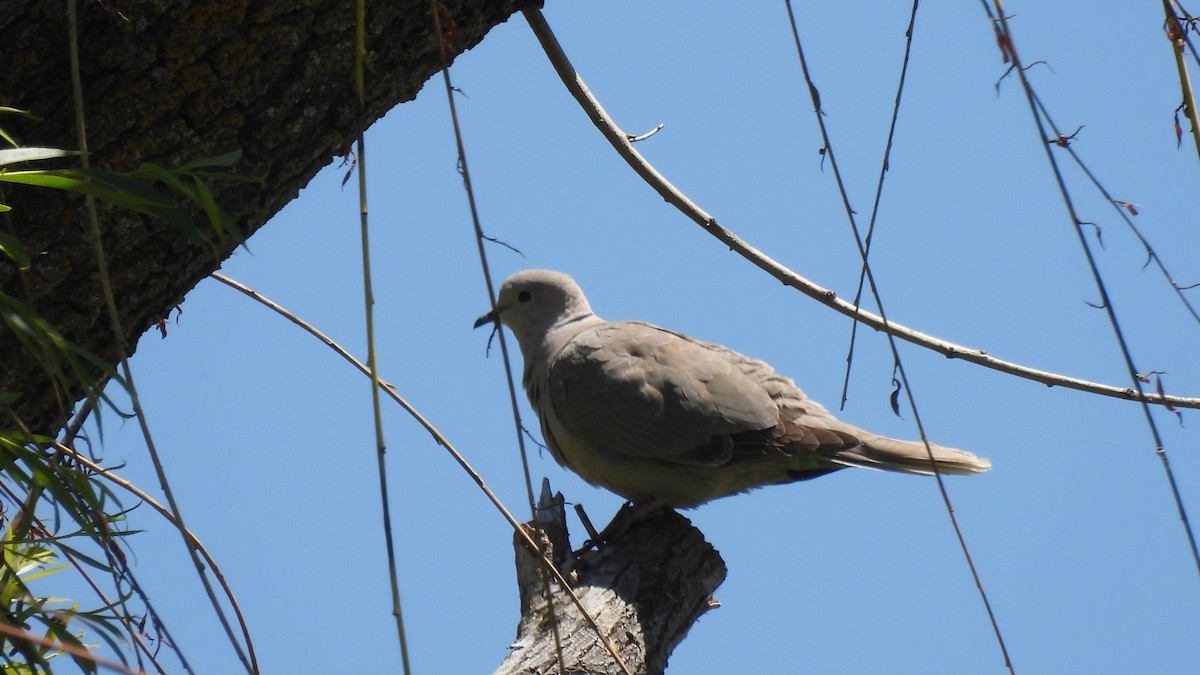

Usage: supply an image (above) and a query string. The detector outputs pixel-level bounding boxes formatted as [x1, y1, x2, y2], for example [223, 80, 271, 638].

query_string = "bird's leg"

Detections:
[575, 498, 670, 554]
[573, 502, 603, 547]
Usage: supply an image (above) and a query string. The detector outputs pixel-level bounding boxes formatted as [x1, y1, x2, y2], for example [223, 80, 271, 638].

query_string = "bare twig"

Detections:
[627, 123, 664, 142]
[353, 1, 412, 669]
[428, 4, 573, 673]
[782, 4, 1014, 671]
[830, 0, 921, 410]
[1164, 0, 1200, 164]
[988, 0, 1199, 575]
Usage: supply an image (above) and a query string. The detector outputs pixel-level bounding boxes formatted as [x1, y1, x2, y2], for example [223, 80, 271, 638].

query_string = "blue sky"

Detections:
[85, 2, 1199, 673]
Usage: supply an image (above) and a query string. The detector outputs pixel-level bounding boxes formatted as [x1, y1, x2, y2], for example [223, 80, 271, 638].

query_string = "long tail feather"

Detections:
[829, 436, 991, 476]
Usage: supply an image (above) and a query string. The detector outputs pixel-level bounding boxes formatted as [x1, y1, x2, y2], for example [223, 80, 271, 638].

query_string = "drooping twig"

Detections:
[429, 3, 571, 671]
[987, 0, 1199, 576]
[781, 5, 1015, 670]
[352, 1, 412, 669]
[1164, 0, 1200, 165]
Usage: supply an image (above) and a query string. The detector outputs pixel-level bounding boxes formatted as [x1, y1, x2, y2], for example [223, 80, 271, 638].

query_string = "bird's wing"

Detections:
[691, 338, 866, 453]
[545, 321, 783, 467]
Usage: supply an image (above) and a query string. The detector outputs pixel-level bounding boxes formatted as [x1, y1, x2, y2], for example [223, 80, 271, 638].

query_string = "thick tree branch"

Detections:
[497, 491, 726, 675]
[1, 0, 539, 434]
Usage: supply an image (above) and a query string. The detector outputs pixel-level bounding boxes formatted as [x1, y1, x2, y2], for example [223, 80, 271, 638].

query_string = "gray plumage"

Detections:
[476, 269, 990, 508]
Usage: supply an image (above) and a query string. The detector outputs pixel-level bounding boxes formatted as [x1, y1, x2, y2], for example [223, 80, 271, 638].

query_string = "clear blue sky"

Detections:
[89, 2, 1199, 673]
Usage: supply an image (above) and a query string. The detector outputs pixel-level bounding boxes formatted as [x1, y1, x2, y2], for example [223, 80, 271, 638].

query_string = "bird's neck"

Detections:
[520, 312, 603, 390]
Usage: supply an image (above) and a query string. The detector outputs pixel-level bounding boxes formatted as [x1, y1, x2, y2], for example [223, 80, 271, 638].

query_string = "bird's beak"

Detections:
[473, 308, 498, 329]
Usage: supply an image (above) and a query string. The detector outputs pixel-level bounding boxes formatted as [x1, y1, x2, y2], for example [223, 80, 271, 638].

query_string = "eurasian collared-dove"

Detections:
[476, 269, 990, 509]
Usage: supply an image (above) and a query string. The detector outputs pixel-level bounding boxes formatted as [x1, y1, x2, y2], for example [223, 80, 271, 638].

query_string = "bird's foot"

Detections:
[575, 498, 670, 555]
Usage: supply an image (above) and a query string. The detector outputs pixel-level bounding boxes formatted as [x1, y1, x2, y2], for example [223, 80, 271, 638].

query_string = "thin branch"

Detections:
[429, 0, 539, 528]
[782, 4, 1015, 671]
[1172, 1, 1200, 70]
[353, 0, 412, 669]
[520, 8, 1200, 411]
[210, 272, 636, 675]
[61, 547, 166, 674]
[838, 0, 923, 410]
[428, 3, 570, 673]
[1164, 0, 1200, 164]
[1047, 101, 1200, 327]
[988, 0, 1200, 575]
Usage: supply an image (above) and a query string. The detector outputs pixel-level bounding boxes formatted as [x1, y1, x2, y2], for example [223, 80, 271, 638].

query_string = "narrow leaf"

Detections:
[0, 147, 79, 167]
[0, 230, 31, 268]
[176, 147, 242, 171]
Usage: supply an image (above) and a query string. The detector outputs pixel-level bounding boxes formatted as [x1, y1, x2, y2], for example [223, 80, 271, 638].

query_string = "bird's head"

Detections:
[474, 269, 596, 352]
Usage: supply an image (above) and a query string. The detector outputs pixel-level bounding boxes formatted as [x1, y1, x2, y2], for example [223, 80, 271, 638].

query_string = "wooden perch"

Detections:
[496, 487, 726, 675]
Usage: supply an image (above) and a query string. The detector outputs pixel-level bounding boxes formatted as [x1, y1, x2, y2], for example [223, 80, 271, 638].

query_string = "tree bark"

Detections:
[497, 489, 726, 675]
[0, 0, 539, 434]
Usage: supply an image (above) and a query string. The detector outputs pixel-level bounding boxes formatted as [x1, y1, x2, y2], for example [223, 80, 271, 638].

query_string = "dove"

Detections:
[475, 269, 990, 509]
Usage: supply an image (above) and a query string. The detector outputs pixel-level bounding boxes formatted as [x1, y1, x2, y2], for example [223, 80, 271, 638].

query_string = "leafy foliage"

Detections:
[0, 114, 257, 670]
[0, 145, 261, 257]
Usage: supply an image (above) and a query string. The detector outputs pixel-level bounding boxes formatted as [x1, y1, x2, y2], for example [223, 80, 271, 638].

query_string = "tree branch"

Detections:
[521, 8, 1200, 411]
[497, 490, 725, 675]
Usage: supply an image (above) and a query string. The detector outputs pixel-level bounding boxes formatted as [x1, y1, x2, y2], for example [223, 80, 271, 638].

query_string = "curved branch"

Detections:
[521, 9, 1200, 411]
[211, 273, 635, 675]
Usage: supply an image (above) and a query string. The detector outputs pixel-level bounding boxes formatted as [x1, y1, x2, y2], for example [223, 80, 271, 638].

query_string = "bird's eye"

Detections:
[518, 290, 532, 303]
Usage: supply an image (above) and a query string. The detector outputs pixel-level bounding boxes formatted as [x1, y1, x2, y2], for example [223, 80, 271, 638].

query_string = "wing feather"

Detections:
[546, 321, 778, 465]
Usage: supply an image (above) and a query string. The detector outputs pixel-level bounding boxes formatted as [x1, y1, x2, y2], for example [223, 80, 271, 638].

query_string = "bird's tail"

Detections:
[829, 436, 991, 476]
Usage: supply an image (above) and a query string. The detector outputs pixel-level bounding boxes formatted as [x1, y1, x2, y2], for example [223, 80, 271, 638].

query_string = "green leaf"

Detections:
[17, 563, 68, 584]
[0, 147, 255, 265]
[190, 174, 241, 246]
[128, 161, 192, 195]
[0, 107, 40, 120]
[0, 430, 52, 447]
[0, 147, 79, 167]
[0, 108, 40, 149]
[0, 290, 132, 434]
[0, 230, 31, 268]
[0, 170, 142, 206]
[73, 167, 174, 208]
[0, 169, 200, 238]
[176, 147, 243, 171]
